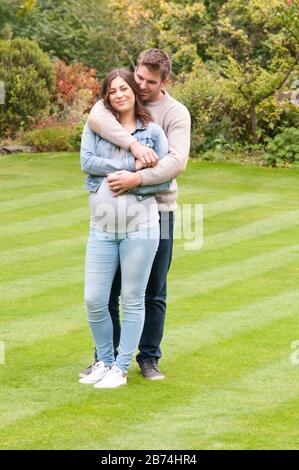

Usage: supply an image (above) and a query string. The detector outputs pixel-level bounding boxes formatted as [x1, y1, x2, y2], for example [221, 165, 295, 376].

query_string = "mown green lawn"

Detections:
[0, 152, 299, 450]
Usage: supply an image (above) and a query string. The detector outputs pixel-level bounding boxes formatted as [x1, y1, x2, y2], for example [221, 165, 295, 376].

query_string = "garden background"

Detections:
[0, 0, 299, 451]
[0, 0, 298, 165]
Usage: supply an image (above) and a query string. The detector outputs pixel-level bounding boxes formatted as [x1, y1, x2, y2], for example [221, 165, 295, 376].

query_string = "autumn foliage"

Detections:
[29, 60, 101, 131]
[54, 60, 101, 107]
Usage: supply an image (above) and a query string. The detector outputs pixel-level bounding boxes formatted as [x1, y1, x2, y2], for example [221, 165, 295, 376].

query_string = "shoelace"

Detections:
[91, 361, 103, 372]
[143, 360, 159, 372]
[108, 367, 126, 379]
[110, 367, 122, 375]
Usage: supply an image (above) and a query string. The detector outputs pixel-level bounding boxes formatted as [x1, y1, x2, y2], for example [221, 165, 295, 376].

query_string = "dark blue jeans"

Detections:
[95, 212, 174, 364]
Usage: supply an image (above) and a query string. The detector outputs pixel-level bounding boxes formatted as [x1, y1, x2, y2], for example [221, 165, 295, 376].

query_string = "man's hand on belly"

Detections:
[107, 171, 142, 196]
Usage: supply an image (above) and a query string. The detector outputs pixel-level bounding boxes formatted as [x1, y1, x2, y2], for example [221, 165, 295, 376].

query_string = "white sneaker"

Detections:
[79, 361, 109, 384]
[94, 365, 127, 389]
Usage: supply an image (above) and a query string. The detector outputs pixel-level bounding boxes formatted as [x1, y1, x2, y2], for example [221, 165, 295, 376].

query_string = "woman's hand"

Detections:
[130, 142, 159, 167]
[135, 159, 145, 170]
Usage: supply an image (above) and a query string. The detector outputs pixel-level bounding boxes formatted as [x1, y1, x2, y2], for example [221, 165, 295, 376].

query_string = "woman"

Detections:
[79, 69, 171, 389]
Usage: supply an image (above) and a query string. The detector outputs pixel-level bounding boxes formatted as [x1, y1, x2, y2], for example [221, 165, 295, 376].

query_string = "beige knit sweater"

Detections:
[87, 91, 191, 212]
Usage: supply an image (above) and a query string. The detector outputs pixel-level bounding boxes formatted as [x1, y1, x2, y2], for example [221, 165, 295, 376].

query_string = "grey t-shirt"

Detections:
[89, 147, 159, 233]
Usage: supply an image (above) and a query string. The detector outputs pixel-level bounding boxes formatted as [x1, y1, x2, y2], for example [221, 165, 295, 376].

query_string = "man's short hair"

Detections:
[137, 49, 171, 81]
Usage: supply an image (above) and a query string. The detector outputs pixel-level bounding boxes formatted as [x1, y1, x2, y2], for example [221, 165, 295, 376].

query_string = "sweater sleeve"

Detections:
[131, 125, 172, 196]
[138, 105, 191, 185]
[87, 100, 136, 151]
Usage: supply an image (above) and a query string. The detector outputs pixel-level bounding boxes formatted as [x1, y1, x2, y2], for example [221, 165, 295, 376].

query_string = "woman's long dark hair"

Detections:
[101, 68, 153, 126]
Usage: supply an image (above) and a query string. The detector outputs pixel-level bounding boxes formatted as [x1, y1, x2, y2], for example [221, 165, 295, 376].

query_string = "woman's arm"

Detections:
[80, 123, 136, 176]
[130, 125, 172, 196]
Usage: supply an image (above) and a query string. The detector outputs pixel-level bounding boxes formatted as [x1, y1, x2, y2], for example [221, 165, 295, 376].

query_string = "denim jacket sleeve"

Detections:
[80, 123, 136, 175]
[131, 124, 172, 197]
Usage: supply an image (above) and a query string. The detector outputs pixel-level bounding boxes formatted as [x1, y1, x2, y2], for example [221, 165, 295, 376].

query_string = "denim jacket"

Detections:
[80, 120, 171, 200]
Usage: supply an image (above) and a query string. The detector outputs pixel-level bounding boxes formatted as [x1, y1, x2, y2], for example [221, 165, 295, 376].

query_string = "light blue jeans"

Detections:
[84, 225, 160, 374]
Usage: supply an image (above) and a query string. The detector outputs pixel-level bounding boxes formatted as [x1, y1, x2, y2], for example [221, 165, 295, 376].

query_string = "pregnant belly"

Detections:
[89, 182, 158, 232]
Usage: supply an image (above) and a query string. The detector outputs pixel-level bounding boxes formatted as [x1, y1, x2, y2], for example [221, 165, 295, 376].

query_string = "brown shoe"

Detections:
[139, 359, 165, 380]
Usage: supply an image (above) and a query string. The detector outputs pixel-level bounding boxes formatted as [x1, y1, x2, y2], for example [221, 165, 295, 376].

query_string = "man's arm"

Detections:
[107, 124, 172, 196]
[88, 100, 159, 167]
[138, 106, 191, 185]
[131, 125, 171, 195]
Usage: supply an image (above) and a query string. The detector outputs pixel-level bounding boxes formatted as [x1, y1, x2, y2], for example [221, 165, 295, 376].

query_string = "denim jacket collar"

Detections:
[132, 119, 147, 134]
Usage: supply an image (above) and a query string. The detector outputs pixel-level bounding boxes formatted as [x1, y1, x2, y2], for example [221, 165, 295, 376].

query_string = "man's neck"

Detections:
[149, 90, 165, 103]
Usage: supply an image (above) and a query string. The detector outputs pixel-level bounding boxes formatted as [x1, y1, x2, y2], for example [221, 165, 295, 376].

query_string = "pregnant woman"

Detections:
[79, 68, 170, 389]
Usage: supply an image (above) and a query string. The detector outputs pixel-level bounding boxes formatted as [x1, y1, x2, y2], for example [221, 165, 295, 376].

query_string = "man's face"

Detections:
[134, 65, 167, 102]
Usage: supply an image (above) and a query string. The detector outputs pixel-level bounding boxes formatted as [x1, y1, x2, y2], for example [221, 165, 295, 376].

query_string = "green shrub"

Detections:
[68, 118, 86, 151]
[257, 97, 299, 142]
[0, 38, 55, 137]
[264, 128, 299, 167]
[169, 66, 247, 155]
[21, 126, 76, 152]
[198, 144, 269, 167]
[169, 66, 299, 155]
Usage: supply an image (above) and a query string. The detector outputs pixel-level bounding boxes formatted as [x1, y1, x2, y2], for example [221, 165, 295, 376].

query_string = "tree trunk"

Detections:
[250, 103, 258, 144]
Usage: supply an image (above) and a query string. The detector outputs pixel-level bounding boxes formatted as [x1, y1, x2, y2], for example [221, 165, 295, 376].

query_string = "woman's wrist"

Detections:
[135, 159, 145, 171]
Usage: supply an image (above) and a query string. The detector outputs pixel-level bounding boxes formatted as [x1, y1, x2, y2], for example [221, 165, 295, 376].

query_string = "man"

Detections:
[80, 49, 191, 380]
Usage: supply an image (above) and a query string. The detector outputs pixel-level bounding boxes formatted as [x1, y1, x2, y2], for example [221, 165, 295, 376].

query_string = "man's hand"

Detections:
[130, 141, 159, 168]
[107, 171, 142, 196]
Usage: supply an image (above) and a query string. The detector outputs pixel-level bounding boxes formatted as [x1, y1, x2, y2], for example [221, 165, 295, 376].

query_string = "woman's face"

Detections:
[108, 76, 135, 114]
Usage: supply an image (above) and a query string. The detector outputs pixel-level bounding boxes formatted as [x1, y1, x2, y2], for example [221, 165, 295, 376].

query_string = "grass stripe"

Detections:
[176, 208, 299, 253]
[204, 208, 299, 247]
[169, 243, 299, 301]
[1, 243, 297, 304]
[4, 205, 294, 267]
[0, 207, 89, 237]
[165, 288, 299, 356]
[92, 357, 299, 450]
[1, 312, 297, 448]
[1, 289, 297, 431]
[184, 192, 281, 217]
[0, 188, 85, 212]
[1, 304, 85, 349]
[0, 235, 86, 267]
[2, 287, 297, 353]
[0, 193, 278, 263]
[0, 178, 42, 192]
[0, 265, 83, 303]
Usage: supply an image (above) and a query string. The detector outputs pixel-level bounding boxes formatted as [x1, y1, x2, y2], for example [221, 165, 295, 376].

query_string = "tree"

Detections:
[0, 0, 37, 38]
[213, 0, 299, 143]
[156, 1, 206, 74]
[0, 0, 119, 77]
